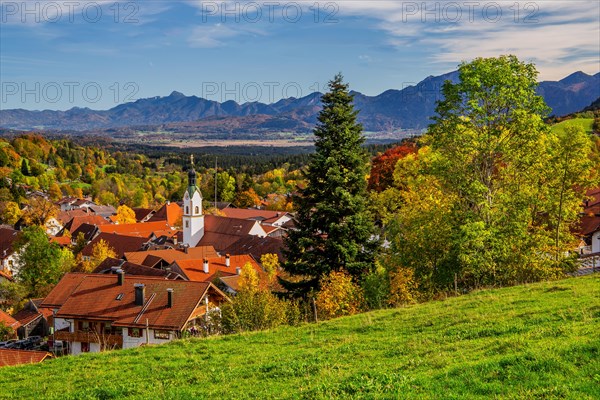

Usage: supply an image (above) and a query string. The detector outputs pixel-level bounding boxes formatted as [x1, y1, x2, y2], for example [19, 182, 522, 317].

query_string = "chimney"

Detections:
[203, 258, 209, 274]
[117, 269, 125, 286]
[236, 267, 241, 275]
[134, 284, 145, 306]
[225, 254, 230, 267]
[167, 288, 173, 308]
[167, 200, 170, 205]
[184, 245, 189, 254]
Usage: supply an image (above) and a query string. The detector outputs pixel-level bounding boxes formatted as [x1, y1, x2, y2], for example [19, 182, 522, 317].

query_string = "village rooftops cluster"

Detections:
[0, 159, 292, 358]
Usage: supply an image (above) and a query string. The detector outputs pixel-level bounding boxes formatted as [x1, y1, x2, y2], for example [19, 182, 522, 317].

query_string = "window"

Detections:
[102, 323, 112, 335]
[185, 221, 189, 228]
[185, 206, 189, 214]
[128, 328, 142, 338]
[154, 330, 170, 340]
[78, 321, 90, 332]
[195, 206, 199, 214]
[81, 342, 90, 353]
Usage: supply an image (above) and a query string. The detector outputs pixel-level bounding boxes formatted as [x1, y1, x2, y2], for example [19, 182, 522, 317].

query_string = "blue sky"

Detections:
[1, 0, 599, 110]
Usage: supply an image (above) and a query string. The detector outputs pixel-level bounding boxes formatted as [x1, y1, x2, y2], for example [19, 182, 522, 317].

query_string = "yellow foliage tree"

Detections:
[238, 262, 259, 293]
[22, 196, 58, 227]
[388, 267, 418, 306]
[116, 205, 136, 224]
[315, 270, 364, 320]
[260, 253, 279, 282]
[0, 201, 22, 226]
[81, 239, 116, 272]
[48, 183, 62, 201]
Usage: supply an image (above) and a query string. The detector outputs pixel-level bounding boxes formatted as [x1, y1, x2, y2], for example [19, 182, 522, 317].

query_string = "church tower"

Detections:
[182, 155, 204, 247]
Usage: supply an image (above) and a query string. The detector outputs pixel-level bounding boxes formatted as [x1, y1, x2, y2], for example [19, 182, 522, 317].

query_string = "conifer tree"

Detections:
[282, 74, 378, 294]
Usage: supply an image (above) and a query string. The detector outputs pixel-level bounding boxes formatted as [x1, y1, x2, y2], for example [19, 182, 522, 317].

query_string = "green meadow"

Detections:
[1, 274, 598, 399]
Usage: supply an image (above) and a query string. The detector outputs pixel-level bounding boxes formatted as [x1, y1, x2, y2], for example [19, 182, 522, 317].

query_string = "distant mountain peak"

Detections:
[559, 71, 593, 85]
[0, 69, 598, 131]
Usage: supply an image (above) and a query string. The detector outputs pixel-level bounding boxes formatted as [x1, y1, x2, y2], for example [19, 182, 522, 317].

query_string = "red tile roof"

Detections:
[149, 202, 183, 227]
[81, 233, 148, 258]
[0, 227, 19, 259]
[47, 274, 228, 330]
[174, 255, 266, 284]
[62, 215, 110, 234]
[220, 235, 285, 262]
[57, 209, 88, 225]
[221, 207, 290, 224]
[50, 236, 72, 246]
[0, 310, 20, 330]
[42, 273, 89, 308]
[124, 246, 219, 266]
[578, 213, 600, 236]
[132, 208, 155, 222]
[93, 257, 180, 279]
[12, 309, 41, 327]
[0, 349, 53, 367]
[99, 221, 172, 237]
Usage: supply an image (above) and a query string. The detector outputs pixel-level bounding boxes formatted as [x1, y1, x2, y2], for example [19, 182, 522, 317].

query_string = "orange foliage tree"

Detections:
[368, 143, 417, 192]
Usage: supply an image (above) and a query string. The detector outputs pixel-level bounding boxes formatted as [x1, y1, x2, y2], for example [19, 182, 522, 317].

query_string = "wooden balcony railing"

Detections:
[55, 330, 123, 346]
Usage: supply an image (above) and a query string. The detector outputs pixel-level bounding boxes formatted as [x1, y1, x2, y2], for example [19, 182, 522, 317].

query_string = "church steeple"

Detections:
[188, 154, 197, 190]
[182, 154, 204, 247]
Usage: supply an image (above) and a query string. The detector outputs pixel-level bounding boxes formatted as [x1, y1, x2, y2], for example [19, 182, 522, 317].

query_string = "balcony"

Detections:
[55, 330, 123, 346]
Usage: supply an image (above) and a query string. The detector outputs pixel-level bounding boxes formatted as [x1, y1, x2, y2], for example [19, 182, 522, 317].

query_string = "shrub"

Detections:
[388, 267, 418, 306]
[361, 262, 390, 310]
[315, 270, 365, 320]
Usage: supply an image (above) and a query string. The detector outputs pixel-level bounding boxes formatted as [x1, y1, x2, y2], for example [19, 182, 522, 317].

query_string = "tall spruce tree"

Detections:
[282, 74, 378, 294]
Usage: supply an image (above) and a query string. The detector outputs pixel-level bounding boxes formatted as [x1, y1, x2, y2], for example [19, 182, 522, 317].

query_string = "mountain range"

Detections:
[1, 71, 598, 133]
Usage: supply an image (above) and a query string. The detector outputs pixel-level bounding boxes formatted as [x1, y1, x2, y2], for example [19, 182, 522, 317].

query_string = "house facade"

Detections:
[42, 272, 229, 355]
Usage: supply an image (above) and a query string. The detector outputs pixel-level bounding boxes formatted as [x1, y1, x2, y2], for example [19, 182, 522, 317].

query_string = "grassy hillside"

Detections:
[1, 275, 599, 399]
[550, 118, 594, 134]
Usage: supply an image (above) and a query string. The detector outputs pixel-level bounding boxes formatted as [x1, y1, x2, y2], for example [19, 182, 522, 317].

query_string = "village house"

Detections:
[577, 187, 600, 255]
[92, 257, 184, 279]
[42, 273, 229, 355]
[170, 254, 272, 295]
[0, 227, 19, 276]
[81, 233, 148, 260]
[12, 299, 53, 339]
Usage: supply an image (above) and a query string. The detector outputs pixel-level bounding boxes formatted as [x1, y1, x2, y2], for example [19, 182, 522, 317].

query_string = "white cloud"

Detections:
[333, 0, 600, 79]
[188, 23, 265, 47]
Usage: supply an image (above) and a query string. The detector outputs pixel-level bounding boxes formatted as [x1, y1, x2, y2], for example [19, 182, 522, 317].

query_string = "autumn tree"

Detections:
[385, 55, 598, 291]
[22, 196, 58, 227]
[260, 253, 279, 282]
[13, 226, 74, 298]
[81, 239, 117, 272]
[368, 142, 417, 192]
[283, 74, 378, 294]
[0, 201, 21, 226]
[235, 188, 261, 208]
[220, 262, 295, 333]
[315, 270, 364, 320]
[116, 204, 136, 224]
[48, 183, 63, 201]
